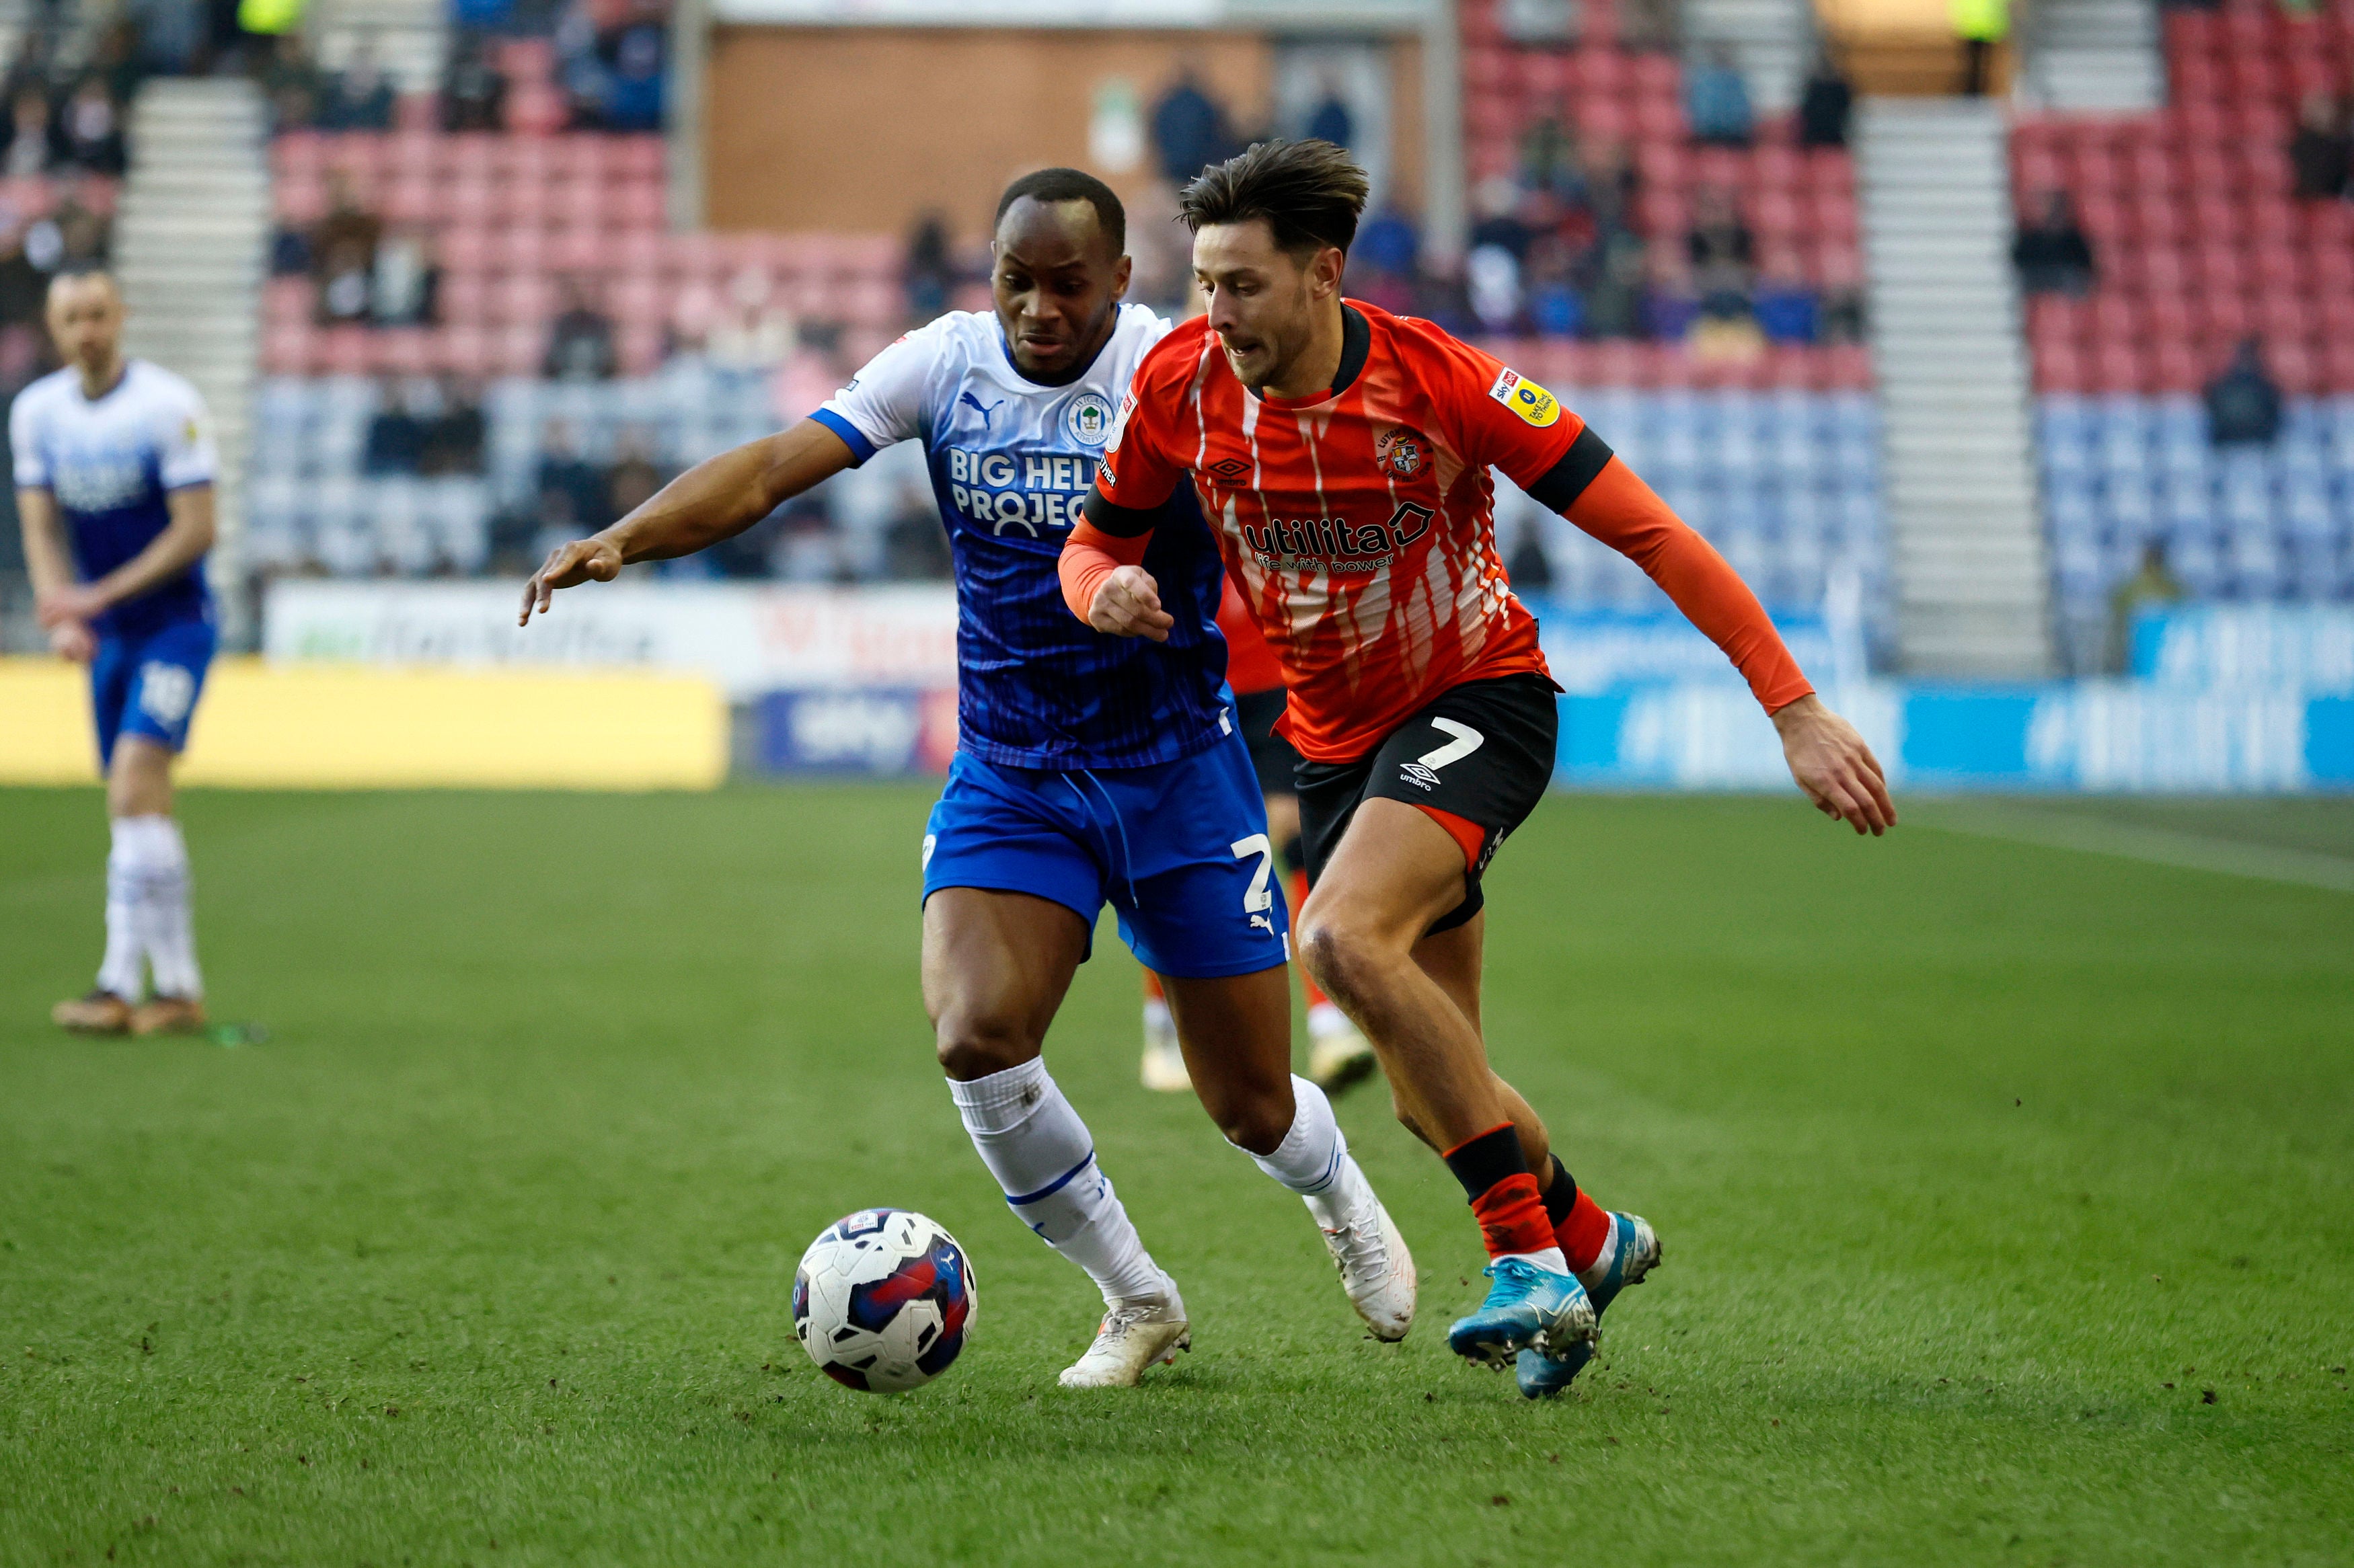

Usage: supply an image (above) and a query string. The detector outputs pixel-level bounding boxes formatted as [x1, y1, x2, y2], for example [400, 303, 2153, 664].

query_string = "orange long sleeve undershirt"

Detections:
[1566, 457, 1815, 713]
[1059, 518, 1150, 625]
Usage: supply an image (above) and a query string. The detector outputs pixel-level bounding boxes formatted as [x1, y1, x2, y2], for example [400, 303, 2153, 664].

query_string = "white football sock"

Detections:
[1142, 996, 1173, 1035]
[119, 815, 202, 1000]
[1495, 1245, 1572, 1275]
[1234, 1075, 1377, 1230]
[96, 818, 146, 1000]
[947, 1057, 1169, 1307]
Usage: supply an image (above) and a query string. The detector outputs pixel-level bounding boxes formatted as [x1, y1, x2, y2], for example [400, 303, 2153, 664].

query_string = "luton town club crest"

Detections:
[1376, 427, 1427, 479]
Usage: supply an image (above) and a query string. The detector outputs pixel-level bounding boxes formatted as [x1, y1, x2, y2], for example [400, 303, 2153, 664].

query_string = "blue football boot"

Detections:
[1516, 1212, 1662, 1399]
[1447, 1257, 1596, 1368]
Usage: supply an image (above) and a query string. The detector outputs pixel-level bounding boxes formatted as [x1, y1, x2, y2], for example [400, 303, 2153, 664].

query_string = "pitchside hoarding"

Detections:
[259, 582, 2354, 789]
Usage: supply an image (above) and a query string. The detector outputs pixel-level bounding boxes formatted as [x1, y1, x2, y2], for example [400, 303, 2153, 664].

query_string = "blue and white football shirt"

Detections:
[10, 359, 216, 639]
[811, 305, 1230, 772]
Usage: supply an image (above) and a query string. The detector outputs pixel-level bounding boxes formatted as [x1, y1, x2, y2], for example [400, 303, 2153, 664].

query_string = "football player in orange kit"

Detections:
[1063, 139, 1894, 1397]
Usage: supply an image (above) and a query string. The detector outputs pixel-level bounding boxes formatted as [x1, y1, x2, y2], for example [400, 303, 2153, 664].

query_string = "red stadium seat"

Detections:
[1810, 190, 1858, 241]
[262, 321, 313, 375]
[437, 225, 493, 273]
[437, 272, 490, 327]
[2092, 339, 2147, 394]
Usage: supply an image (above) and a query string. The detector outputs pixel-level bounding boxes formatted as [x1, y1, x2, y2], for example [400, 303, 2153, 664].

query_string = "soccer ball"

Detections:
[792, 1208, 977, 1393]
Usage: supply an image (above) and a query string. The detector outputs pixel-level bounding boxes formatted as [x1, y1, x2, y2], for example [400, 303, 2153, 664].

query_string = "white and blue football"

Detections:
[792, 1208, 977, 1393]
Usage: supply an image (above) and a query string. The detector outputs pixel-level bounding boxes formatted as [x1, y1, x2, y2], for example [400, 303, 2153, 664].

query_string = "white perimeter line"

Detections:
[1915, 805, 2354, 895]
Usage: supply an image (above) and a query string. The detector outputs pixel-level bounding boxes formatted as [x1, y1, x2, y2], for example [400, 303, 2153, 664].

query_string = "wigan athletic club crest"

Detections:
[1376, 427, 1427, 479]
[1066, 391, 1114, 446]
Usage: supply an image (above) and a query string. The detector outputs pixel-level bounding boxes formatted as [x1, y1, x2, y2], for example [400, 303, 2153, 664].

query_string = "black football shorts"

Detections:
[1295, 672, 1561, 935]
[1233, 686, 1301, 799]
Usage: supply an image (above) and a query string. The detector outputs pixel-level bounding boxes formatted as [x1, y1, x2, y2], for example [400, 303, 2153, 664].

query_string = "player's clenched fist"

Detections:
[519, 535, 624, 625]
[1088, 563, 1176, 643]
[1771, 693, 1897, 836]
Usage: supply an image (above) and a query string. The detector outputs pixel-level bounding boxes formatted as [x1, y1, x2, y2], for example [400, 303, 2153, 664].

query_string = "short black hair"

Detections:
[1178, 139, 1368, 259]
[995, 167, 1126, 256]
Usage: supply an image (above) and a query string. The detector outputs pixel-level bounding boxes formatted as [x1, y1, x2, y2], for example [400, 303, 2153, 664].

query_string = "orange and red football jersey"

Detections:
[1079, 302, 1813, 762]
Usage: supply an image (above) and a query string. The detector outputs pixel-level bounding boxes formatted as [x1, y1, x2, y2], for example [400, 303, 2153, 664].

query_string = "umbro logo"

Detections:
[1208, 457, 1251, 481]
[1398, 762, 1440, 791]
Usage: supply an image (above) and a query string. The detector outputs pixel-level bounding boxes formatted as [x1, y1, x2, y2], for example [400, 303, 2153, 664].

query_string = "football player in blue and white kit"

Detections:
[17, 270, 219, 1038]
[523, 169, 1414, 1387]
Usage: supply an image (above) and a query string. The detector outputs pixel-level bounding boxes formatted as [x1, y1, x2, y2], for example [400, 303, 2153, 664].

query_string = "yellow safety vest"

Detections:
[239, 0, 305, 35]
[1951, 0, 2010, 42]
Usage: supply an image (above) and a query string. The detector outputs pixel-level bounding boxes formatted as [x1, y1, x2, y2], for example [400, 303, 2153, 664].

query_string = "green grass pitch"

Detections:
[2, 784, 2350, 1565]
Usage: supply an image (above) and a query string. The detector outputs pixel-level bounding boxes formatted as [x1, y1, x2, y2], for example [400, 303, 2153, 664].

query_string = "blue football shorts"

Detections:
[90, 617, 216, 769]
[921, 728, 1292, 980]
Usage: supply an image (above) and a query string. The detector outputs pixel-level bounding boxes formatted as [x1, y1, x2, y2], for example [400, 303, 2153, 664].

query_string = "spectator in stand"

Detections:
[1122, 180, 1193, 313]
[543, 276, 618, 380]
[371, 224, 438, 325]
[1685, 43, 1754, 148]
[904, 212, 954, 323]
[1505, 517, 1553, 591]
[88, 22, 147, 107]
[1579, 136, 1639, 231]
[36, 193, 112, 272]
[534, 418, 609, 544]
[1519, 106, 1580, 195]
[1687, 185, 1755, 315]
[362, 381, 426, 475]
[1466, 243, 1523, 336]
[1466, 176, 1533, 262]
[1622, 0, 1680, 50]
[261, 33, 326, 130]
[1304, 76, 1352, 149]
[707, 268, 792, 370]
[605, 427, 665, 524]
[0, 213, 49, 329]
[1351, 198, 1420, 316]
[1687, 188, 1763, 359]
[2107, 542, 2184, 672]
[130, 0, 205, 77]
[2289, 91, 2351, 201]
[311, 172, 381, 325]
[1150, 66, 1229, 185]
[2012, 190, 2096, 297]
[322, 38, 397, 131]
[56, 81, 126, 175]
[1585, 227, 1648, 339]
[1798, 46, 1854, 148]
[2206, 338, 2283, 447]
[420, 377, 485, 475]
[597, 0, 667, 132]
[2, 89, 57, 179]
[442, 32, 507, 132]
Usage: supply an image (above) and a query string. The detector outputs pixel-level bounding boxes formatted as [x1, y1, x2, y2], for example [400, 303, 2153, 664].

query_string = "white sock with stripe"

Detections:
[946, 1057, 1170, 1307]
[1238, 1075, 1377, 1231]
[126, 816, 202, 1001]
[97, 818, 147, 1000]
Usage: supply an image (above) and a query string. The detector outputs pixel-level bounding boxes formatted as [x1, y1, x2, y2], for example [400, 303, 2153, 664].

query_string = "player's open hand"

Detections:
[1772, 694, 1896, 836]
[46, 618, 93, 663]
[1088, 564, 1175, 642]
[520, 535, 624, 626]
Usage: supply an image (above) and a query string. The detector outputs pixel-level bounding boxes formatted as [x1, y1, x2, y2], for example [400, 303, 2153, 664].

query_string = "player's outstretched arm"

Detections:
[1771, 693, 1897, 836]
[520, 420, 857, 625]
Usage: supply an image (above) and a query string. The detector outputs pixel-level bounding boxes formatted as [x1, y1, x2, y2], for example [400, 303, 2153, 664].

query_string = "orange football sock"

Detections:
[1445, 1124, 1559, 1259]
[1142, 969, 1165, 1003]
[1289, 869, 1332, 1009]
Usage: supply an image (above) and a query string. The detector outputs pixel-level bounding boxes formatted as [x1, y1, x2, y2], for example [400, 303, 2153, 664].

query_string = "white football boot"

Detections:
[1139, 1000, 1190, 1093]
[1059, 1287, 1191, 1388]
[1318, 1196, 1416, 1341]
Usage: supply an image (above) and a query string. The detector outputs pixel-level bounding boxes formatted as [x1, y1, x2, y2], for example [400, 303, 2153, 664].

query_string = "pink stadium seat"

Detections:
[2150, 340, 2202, 393]
[438, 225, 493, 273]
[491, 225, 549, 273]
[272, 131, 324, 180]
[381, 178, 434, 225]
[1692, 145, 1745, 190]
[545, 226, 605, 274]
[2093, 340, 2146, 394]
[614, 139, 666, 180]
[320, 326, 371, 377]
[495, 323, 543, 377]
[439, 272, 491, 327]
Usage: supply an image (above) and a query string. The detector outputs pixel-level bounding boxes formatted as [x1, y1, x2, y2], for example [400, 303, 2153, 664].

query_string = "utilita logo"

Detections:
[1238, 502, 1435, 573]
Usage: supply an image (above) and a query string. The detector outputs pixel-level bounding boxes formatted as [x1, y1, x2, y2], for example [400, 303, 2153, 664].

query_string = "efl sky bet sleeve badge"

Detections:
[1488, 368, 1561, 428]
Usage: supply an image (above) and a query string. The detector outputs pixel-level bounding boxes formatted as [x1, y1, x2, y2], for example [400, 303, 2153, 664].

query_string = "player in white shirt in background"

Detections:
[15, 270, 220, 1036]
